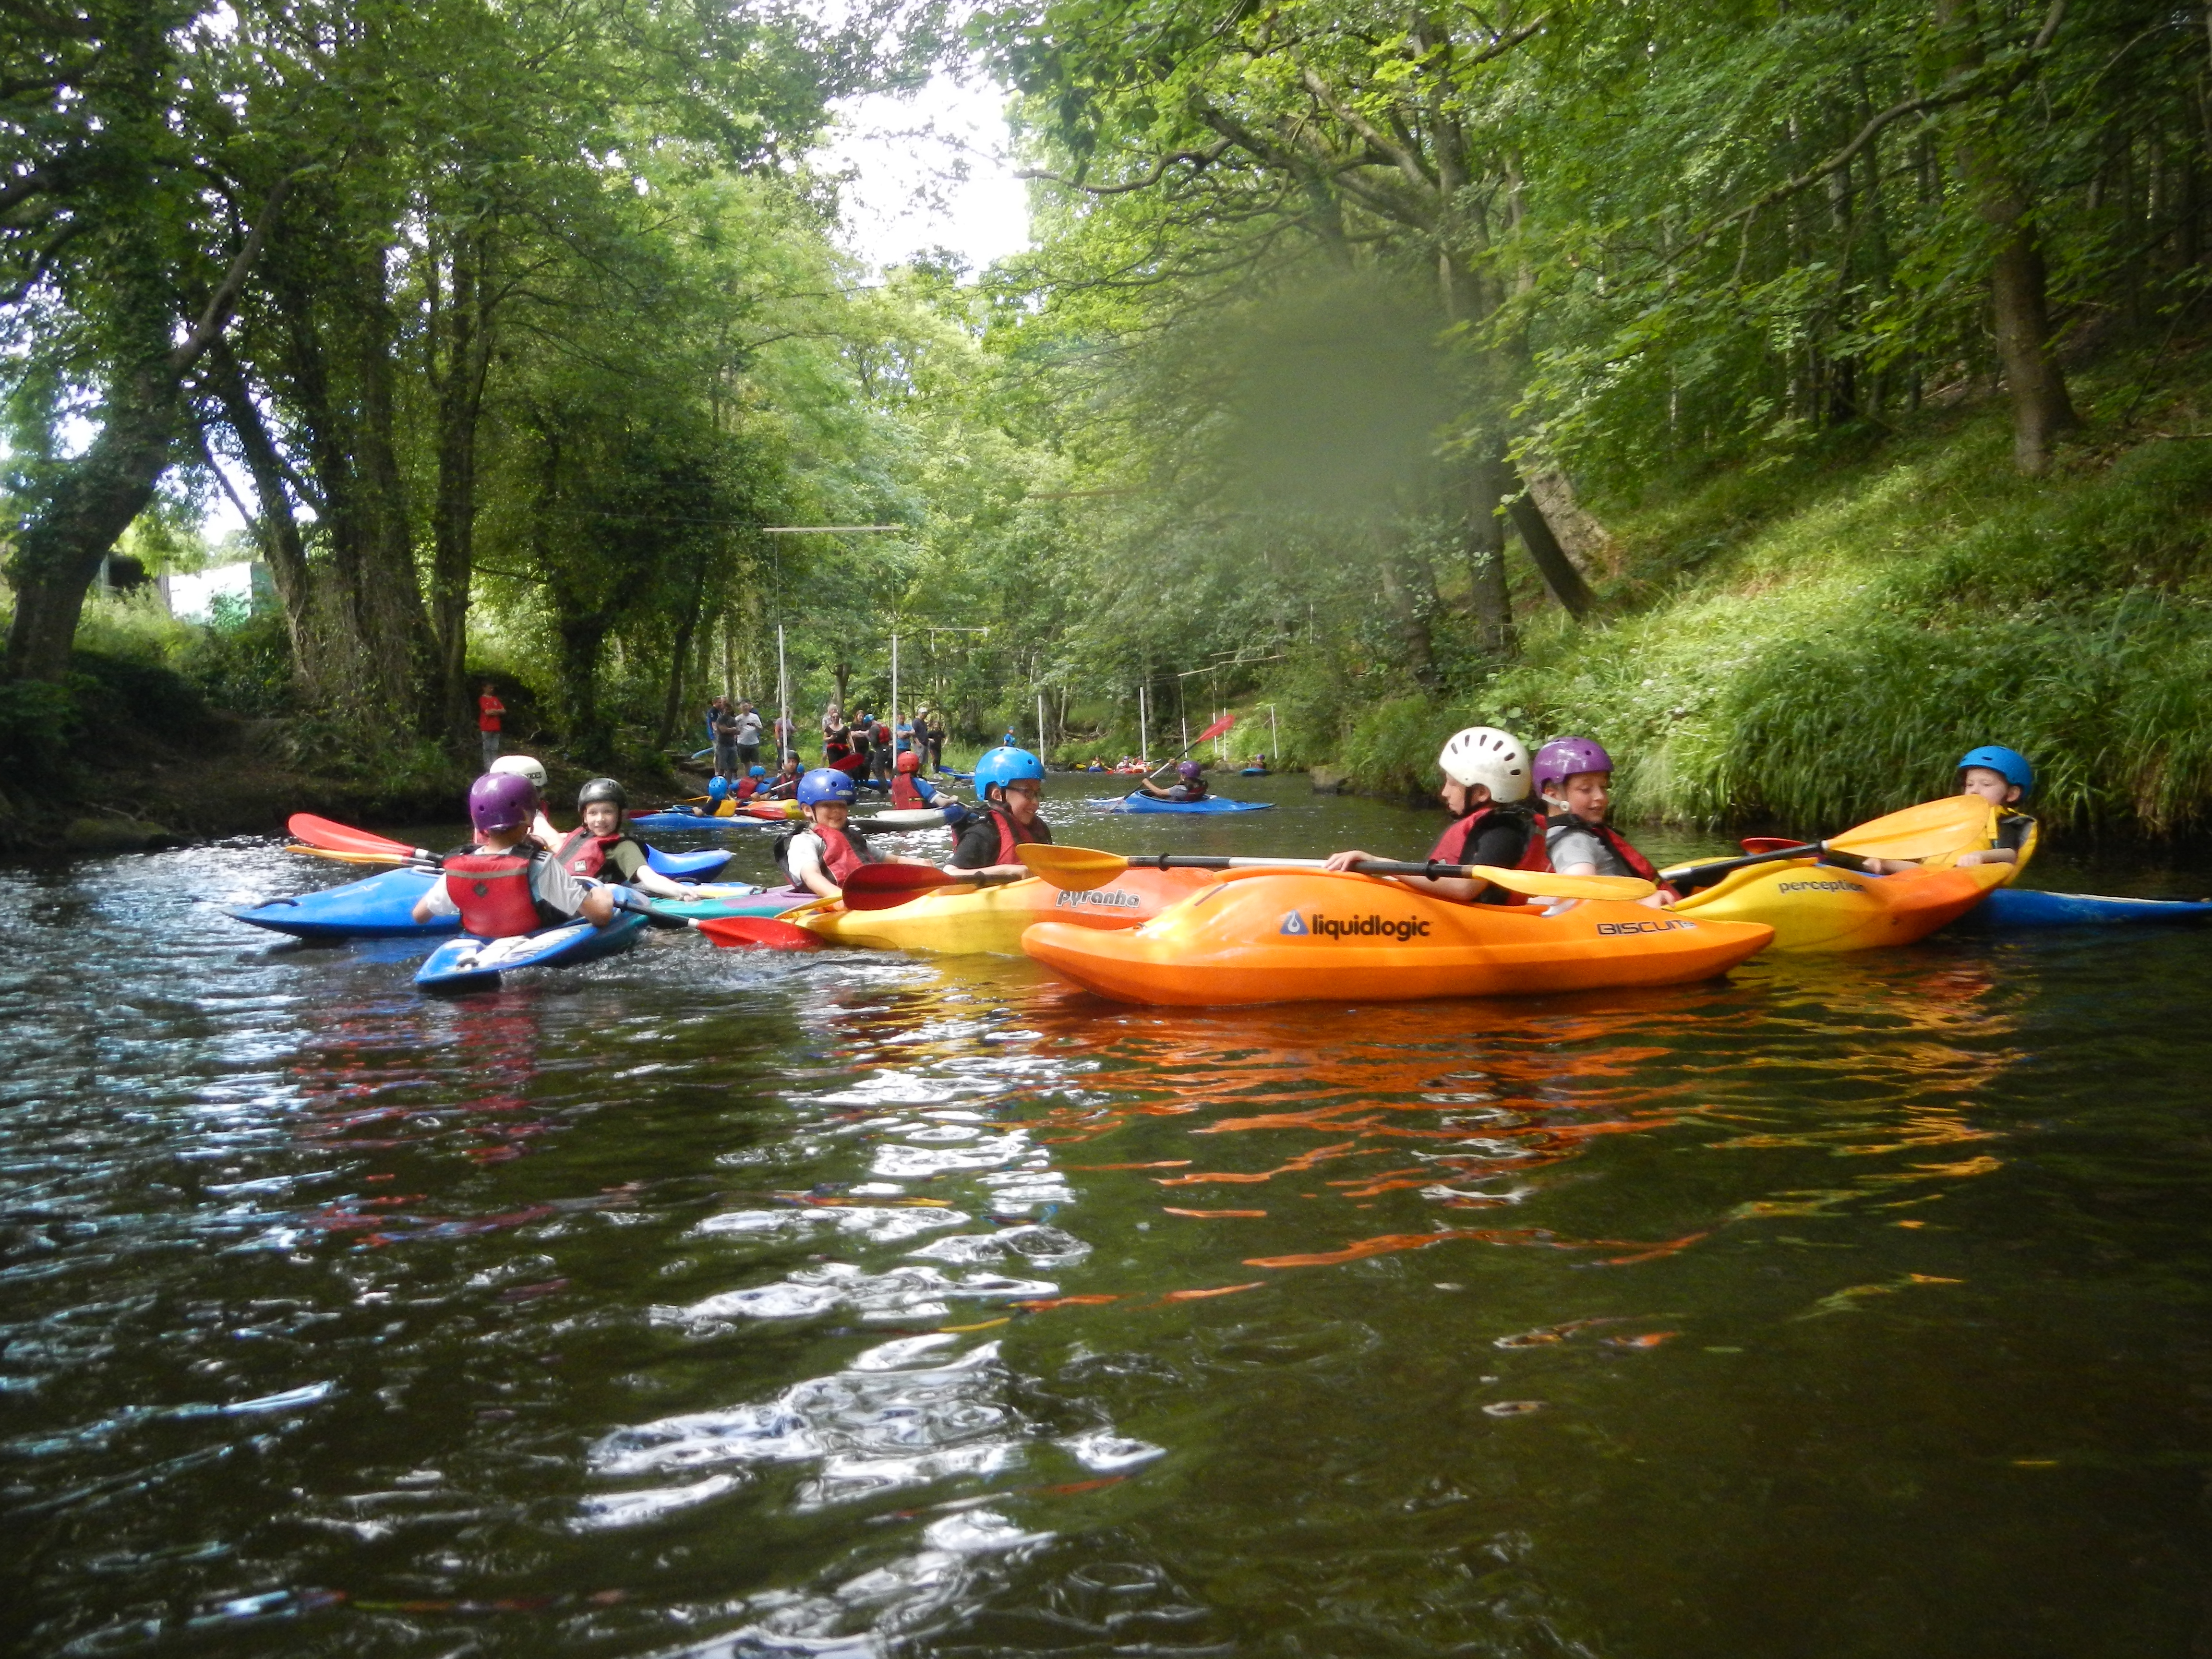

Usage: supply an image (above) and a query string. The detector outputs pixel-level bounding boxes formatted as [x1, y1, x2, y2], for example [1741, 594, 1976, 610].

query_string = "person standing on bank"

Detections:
[477, 682, 505, 771]
[709, 696, 742, 780]
[732, 700, 763, 768]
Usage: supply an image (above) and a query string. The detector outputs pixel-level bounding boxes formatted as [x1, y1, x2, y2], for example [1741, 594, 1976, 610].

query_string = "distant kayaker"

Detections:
[1324, 726, 1547, 904]
[890, 749, 959, 812]
[412, 772, 617, 936]
[477, 682, 505, 771]
[487, 753, 562, 851]
[779, 767, 931, 899]
[949, 746, 1052, 878]
[1535, 736, 1676, 906]
[1138, 760, 1209, 803]
[764, 755, 803, 799]
[732, 764, 768, 804]
[1858, 746, 2040, 875]
[553, 778, 693, 900]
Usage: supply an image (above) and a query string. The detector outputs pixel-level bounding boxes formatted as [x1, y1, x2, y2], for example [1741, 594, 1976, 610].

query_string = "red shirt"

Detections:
[478, 693, 504, 733]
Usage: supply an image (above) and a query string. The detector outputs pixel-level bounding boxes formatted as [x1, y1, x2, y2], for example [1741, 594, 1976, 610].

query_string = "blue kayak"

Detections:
[630, 810, 782, 833]
[1961, 887, 2212, 928]
[644, 844, 731, 879]
[232, 866, 451, 940]
[415, 913, 649, 993]
[1112, 792, 1273, 815]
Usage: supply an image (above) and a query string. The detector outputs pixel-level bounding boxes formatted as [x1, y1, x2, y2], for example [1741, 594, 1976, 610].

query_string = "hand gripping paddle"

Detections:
[1016, 845, 1654, 903]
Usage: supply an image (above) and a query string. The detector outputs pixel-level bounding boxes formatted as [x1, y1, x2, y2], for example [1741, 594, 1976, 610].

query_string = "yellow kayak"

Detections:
[801, 867, 1215, 956]
[1672, 858, 2008, 951]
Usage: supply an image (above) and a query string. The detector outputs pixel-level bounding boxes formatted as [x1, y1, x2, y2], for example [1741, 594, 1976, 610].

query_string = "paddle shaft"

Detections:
[1115, 853, 1610, 884]
[1660, 840, 1868, 888]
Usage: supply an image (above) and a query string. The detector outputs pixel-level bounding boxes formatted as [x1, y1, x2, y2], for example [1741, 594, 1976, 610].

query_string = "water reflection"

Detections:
[4, 821, 2212, 1657]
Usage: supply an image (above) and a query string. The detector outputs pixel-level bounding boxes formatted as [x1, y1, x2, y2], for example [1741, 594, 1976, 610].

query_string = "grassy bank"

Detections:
[1316, 368, 2212, 840]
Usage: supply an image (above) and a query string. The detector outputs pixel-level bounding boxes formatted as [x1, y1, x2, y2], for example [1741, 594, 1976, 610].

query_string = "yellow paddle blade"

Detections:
[287, 844, 409, 866]
[1827, 794, 1996, 859]
[1464, 866, 1656, 902]
[1018, 844, 1126, 891]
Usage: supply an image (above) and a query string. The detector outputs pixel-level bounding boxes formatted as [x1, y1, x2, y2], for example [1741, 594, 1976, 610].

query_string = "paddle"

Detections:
[1738, 837, 1800, 854]
[1660, 795, 1997, 890]
[694, 914, 822, 950]
[1017, 845, 1654, 903]
[288, 843, 433, 869]
[289, 813, 433, 861]
[838, 864, 1023, 911]
[1141, 712, 1237, 788]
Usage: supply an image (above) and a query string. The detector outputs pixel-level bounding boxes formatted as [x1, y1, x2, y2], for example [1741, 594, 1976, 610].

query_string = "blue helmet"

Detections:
[748, 764, 766, 779]
[974, 745, 1045, 799]
[707, 776, 730, 802]
[1958, 745, 2032, 795]
[797, 767, 856, 806]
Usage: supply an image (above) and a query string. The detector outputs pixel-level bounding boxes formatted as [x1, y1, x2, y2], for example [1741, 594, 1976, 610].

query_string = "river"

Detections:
[5, 775, 2210, 1657]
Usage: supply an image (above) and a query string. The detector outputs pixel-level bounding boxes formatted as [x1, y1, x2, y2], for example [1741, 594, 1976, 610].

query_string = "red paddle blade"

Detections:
[288, 813, 422, 859]
[1197, 712, 1236, 742]
[1738, 837, 1806, 854]
[839, 864, 957, 910]
[696, 915, 821, 950]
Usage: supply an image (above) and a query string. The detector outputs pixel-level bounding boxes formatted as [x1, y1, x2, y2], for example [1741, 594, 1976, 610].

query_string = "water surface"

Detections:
[5, 778, 2210, 1657]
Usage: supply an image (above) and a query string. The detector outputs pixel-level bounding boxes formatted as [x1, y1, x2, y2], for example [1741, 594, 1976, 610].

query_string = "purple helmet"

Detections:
[1533, 736, 1613, 796]
[468, 771, 537, 835]
[1177, 760, 1202, 781]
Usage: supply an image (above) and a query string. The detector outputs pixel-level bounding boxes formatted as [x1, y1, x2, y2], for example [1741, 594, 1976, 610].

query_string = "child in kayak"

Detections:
[1137, 760, 1210, 802]
[779, 768, 933, 899]
[552, 779, 695, 900]
[890, 748, 963, 814]
[949, 746, 1052, 878]
[1536, 736, 1676, 905]
[487, 752, 563, 850]
[412, 773, 618, 937]
[1324, 726, 1546, 903]
[1858, 746, 2040, 874]
[763, 756, 803, 799]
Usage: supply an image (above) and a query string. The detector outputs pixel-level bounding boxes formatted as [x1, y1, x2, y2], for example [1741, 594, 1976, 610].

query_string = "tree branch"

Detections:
[169, 168, 308, 374]
[1021, 140, 1236, 194]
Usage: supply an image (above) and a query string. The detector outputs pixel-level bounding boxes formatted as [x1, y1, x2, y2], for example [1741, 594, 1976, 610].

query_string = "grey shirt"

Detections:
[1546, 824, 1635, 878]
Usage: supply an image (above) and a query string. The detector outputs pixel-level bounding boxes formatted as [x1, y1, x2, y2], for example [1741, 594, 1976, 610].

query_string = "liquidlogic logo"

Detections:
[1280, 911, 1431, 941]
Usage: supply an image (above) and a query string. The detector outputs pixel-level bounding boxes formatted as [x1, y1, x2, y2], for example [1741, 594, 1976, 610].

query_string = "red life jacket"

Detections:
[554, 827, 633, 880]
[890, 773, 926, 808]
[984, 804, 1051, 865]
[1429, 805, 1550, 874]
[812, 821, 874, 886]
[733, 777, 759, 801]
[442, 849, 551, 939]
[1549, 816, 1677, 899]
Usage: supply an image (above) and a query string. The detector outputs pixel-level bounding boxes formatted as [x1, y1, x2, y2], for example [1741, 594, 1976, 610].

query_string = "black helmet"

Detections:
[578, 776, 627, 810]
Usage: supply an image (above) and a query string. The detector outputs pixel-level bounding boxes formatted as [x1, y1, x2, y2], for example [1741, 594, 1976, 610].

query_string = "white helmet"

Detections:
[1437, 726, 1531, 801]
[489, 753, 548, 791]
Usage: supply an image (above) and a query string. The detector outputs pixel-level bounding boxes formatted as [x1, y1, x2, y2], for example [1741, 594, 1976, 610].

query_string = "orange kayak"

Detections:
[1021, 870, 1773, 1006]
[1671, 858, 2007, 951]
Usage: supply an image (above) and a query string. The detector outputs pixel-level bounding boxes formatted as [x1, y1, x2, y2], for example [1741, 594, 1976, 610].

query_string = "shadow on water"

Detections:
[2, 786, 2211, 1657]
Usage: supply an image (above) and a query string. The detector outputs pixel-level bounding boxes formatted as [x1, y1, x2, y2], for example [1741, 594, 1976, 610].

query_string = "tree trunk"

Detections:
[1377, 539, 1438, 687]
[428, 233, 494, 755]
[211, 345, 316, 668]
[557, 615, 612, 757]
[2, 363, 179, 681]
[1935, 0, 2079, 474]
[1508, 482, 1595, 618]
[1462, 456, 1514, 657]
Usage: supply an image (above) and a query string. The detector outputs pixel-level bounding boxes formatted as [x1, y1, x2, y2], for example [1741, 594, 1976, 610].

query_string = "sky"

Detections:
[819, 70, 1033, 276]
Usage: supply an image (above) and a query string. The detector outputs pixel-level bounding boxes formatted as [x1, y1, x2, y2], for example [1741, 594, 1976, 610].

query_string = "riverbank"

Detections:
[1275, 351, 2212, 842]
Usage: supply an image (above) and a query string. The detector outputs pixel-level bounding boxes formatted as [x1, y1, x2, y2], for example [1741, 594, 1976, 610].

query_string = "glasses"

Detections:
[1002, 781, 1041, 796]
